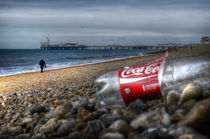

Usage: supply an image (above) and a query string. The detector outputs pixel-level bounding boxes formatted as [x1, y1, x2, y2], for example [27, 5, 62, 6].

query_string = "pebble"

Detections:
[181, 99, 197, 110]
[80, 101, 95, 112]
[87, 120, 105, 135]
[99, 132, 125, 139]
[109, 120, 128, 130]
[30, 105, 45, 114]
[168, 125, 208, 139]
[39, 118, 60, 134]
[67, 131, 87, 139]
[109, 120, 135, 136]
[171, 113, 183, 123]
[99, 113, 127, 127]
[130, 108, 170, 130]
[46, 105, 68, 119]
[112, 108, 123, 116]
[21, 117, 33, 125]
[167, 104, 179, 115]
[179, 82, 203, 105]
[179, 98, 210, 136]
[7, 126, 23, 136]
[128, 99, 147, 111]
[1, 70, 210, 138]
[166, 90, 180, 105]
[31, 133, 46, 139]
[57, 119, 72, 136]
[141, 124, 171, 138]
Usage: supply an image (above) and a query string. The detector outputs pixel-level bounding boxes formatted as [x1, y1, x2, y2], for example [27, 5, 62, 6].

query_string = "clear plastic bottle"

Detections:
[95, 54, 210, 107]
[159, 56, 210, 96]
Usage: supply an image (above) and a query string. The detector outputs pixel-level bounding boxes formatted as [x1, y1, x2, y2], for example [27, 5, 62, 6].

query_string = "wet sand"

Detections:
[0, 44, 210, 95]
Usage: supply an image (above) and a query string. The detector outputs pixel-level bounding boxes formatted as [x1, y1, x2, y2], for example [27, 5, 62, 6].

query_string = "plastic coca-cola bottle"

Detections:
[95, 52, 210, 107]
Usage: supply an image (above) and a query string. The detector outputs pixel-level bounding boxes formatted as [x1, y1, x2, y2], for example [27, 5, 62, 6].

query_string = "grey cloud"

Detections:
[0, 0, 210, 48]
[1, 6, 210, 34]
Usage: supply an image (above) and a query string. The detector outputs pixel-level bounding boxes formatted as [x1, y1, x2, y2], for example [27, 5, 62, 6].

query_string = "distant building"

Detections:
[200, 37, 210, 44]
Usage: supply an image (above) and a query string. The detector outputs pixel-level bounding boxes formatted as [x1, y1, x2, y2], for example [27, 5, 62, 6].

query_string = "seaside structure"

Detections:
[41, 36, 183, 50]
[41, 36, 87, 50]
[200, 37, 210, 44]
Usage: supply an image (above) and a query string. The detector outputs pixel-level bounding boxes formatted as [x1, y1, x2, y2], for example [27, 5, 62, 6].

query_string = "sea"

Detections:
[0, 49, 158, 76]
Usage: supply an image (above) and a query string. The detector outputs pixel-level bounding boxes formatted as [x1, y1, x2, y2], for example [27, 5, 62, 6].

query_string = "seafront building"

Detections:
[200, 37, 210, 44]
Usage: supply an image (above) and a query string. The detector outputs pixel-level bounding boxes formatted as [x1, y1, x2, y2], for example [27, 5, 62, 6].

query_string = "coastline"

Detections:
[0, 44, 210, 95]
[0, 44, 210, 138]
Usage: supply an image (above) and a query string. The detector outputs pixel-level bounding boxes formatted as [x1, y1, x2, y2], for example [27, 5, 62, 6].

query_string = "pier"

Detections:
[41, 45, 183, 51]
[40, 37, 184, 50]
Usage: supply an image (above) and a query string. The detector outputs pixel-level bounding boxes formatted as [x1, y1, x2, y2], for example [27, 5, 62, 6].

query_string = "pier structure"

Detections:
[41, 45, 87, 50]
[40, 36, 88, 50]
[41, 45, 183, 51]
[40, 36, 184, 50]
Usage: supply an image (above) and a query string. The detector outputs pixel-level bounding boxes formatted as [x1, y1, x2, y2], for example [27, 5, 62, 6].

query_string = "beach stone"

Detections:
[89, 97, 98, 105]
[167, 104, 179, 115]
[46, 105, 68, 119]
[109, 120, 135, 136]
[128, 99, 147, 111]
[168, 125, 208, 139]
[109, 120, 128, 130]
[30, 105, 45, 114]
[130, 108, 170, 130]
[10, 92, 17, 97]
[179, 98, 210, 136]
[141, 124, 171, 138]
[67, 131, 87, 139]
[11, 113, 21, 123]
[72, 100, 84, 109]
[112, 108, 123, 116]
[57, 119, 72, 136]
[80, 101, 95, 112]
[31, 133, 46, 139]
[127, 132, 142, 139]
[73, 121, 87, 131]
[181, 99, 197, 110]
[85, 113, 96, 121]
[64, 112, 74, 119]
[78, 107, 90, 120]
[39, 118, 61, 134]
[7, 126, 23, 135]
[92, 110, 106, 119]
[202, 90, 210, 97]
[47, 88, 53, 92]
[99, 132, 125, 139]
[171, 113, 183, 123]
[70, 107, 78, 114]
[63, 101, 73, 113]
[87, 120, 105, 135]
[21, 117, 33, 125]
[166, 90, 180, 105]
[99, 113, 126, 127]
[179, 82, 203, 105]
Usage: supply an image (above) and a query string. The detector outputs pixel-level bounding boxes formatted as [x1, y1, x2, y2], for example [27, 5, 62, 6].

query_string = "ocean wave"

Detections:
[0, 49, 148, 76]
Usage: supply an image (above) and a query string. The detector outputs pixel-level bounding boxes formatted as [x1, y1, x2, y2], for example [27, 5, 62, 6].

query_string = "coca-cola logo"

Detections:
[121, 63, 160, 78]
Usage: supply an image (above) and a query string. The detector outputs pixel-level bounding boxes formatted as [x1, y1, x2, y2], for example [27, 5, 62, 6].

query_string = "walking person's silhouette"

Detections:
[39, 59, 46, 73]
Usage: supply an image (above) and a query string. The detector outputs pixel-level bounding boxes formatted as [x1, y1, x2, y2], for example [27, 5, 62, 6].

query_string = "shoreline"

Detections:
[0, 54, 152, 78]
[0, 44, 210, 95]
[0, 44, 210, 138]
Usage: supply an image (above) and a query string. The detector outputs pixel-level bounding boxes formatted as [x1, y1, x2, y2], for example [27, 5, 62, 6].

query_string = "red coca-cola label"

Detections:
[119, 52, 168, 106]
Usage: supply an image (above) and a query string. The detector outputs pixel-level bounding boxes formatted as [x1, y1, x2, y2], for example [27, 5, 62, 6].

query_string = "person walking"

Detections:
[39, 59, 46, 73]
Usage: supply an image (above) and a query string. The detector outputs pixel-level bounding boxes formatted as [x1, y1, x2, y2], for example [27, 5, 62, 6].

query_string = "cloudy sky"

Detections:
[0, 0, 210, 49]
